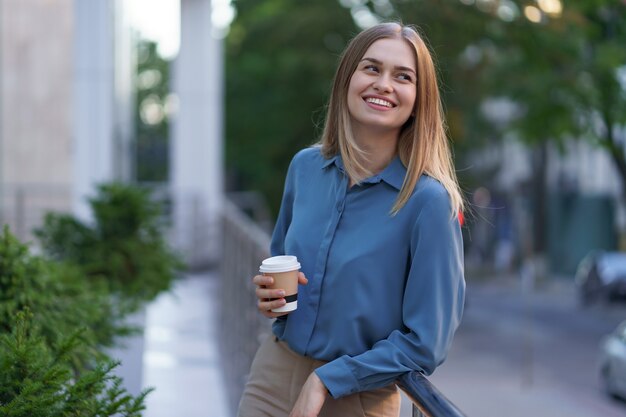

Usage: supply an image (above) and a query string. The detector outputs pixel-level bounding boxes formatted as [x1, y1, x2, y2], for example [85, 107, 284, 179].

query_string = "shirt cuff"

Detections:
[314, 356, 360, 399]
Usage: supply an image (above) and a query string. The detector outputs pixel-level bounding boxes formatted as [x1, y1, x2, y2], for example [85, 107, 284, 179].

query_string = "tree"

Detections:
[506, 2, 626, 195]
[225, 0, 357, 214]
[456, 1, 626, 251]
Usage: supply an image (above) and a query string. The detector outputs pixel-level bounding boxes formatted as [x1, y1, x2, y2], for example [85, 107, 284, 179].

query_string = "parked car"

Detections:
[599, 320, 626, 400]
[576, 251, 626, 305]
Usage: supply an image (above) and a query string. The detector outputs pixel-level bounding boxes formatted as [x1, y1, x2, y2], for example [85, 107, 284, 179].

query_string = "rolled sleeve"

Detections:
[314, 357, 360, 398]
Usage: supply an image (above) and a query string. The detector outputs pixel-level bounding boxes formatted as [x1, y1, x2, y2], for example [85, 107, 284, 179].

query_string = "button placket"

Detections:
[304, 169, 348, 353]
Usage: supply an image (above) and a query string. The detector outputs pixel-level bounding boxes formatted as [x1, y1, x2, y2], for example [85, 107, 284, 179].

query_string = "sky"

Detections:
[127, 0, 235, 59]
[128, 0, 180, 59]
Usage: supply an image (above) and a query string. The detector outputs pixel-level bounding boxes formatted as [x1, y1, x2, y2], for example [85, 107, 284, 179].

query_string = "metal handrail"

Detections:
[397, 371, 467, 417]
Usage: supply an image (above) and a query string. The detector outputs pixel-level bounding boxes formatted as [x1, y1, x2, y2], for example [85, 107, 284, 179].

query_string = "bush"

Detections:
[0, 310, 150, 417]
[35, 183, 183, 309]
[0, 227, 131, 373]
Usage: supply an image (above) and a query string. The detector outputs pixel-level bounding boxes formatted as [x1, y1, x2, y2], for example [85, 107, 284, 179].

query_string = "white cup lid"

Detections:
[259, 255, 301, 273]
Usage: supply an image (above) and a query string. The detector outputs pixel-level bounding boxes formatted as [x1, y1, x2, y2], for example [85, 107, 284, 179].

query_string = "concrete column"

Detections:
[74, 1, 141, 396]
[172, 0, 223, 267]
[113, 0, 136, 183]
[73, 0, 115, 220]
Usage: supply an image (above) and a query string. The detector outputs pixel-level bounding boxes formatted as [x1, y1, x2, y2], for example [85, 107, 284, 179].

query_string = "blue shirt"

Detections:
[270, 147, 465, 399]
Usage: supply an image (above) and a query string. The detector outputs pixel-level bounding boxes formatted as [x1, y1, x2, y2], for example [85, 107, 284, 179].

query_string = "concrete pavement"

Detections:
[142, 273, 231, 417]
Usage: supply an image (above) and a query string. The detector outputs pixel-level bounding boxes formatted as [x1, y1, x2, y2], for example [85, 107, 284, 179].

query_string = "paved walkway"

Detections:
[141, 272, 231, 417]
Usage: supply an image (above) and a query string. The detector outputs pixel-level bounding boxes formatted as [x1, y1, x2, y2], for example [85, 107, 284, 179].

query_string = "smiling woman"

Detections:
[238, 22, 465, 417]
[346, 38, 417, 154]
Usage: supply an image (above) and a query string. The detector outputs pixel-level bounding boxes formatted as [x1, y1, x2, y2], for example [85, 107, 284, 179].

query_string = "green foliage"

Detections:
[225, 0, 357, 214]
[0, 227, 131, 373]
[471, 1, 626, 195]
[0, 311, 150, 417]
[35, 183, 183, 309]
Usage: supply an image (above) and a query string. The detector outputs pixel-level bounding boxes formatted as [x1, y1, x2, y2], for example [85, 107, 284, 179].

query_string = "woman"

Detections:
[238, 22, 465, 417]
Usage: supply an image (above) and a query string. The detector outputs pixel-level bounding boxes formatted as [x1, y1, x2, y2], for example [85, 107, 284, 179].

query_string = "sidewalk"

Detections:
[141, 272, 231, 417]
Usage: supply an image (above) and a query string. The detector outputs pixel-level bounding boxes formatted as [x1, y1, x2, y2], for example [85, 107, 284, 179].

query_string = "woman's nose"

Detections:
[372, 73, 393, 93]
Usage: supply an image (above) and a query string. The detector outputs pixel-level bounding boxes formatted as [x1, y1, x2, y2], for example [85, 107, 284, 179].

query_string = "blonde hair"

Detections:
[319, 22, 464, 216]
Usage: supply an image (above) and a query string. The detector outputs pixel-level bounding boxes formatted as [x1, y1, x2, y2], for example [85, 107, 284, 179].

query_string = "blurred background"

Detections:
[2, 0, 626, 416]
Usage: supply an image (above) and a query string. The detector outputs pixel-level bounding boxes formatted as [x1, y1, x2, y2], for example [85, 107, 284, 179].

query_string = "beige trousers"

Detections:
[237, 335, 400, 417]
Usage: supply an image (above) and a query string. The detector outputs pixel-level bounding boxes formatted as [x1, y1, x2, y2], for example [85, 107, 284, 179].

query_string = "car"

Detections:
[576, 251, 626, 305]
[599, 320, 626, 400]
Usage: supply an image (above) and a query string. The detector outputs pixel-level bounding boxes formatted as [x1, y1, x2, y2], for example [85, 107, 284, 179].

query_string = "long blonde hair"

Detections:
[319, 22, 463, 216]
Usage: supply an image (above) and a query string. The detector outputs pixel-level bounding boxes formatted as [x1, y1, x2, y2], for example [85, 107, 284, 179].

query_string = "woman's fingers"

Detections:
[255, 286, 286, 300]
[253, 272, 305, 318]
[254, 273, 308, 287]
[257, 298, 288, 318]
[252, 274, 273, 287]
[253, 274, 288, 318]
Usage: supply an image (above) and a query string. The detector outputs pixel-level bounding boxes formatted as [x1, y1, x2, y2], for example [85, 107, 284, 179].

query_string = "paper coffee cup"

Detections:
[259, 255, 301, 313]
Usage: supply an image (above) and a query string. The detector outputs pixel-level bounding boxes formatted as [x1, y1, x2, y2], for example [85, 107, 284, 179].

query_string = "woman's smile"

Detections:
[363, 95, 396, 109]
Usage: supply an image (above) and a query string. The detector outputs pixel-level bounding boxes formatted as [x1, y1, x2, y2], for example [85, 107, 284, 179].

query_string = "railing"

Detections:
[220, 197, 466, 417]
[397, 372, 467, 417]
[220, 198, 272, 414]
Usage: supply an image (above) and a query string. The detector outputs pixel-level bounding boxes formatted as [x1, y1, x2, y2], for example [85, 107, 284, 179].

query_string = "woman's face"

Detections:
[347, 37, 417, 137]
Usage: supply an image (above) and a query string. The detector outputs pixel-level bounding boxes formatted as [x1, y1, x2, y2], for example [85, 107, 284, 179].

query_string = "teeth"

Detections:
[365, 97, 393, 107]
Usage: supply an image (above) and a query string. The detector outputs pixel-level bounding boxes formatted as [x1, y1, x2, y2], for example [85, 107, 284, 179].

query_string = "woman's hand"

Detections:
[253, 272, 308, 318]
[289, 372, 328, 417]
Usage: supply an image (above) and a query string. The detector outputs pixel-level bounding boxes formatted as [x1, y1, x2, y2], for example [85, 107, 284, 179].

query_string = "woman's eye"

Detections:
[397, 73, 413, 82]
[364, 65, 379, 72]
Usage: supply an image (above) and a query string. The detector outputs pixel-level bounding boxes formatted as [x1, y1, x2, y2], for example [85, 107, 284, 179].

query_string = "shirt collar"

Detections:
[377, 156, 406, 190]
[322, 154, 341, 170]
[322, 154, 406, 191]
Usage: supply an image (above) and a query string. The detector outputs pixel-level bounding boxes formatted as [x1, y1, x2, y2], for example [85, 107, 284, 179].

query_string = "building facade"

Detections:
[0, 0, 224, 265]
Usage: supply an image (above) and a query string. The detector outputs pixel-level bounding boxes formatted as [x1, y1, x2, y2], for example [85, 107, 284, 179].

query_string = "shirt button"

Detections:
[336, 201, 344, 212]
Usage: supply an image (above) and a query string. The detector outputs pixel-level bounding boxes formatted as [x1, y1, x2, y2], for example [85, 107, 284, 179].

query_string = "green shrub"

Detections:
[35, 183, 183, 309]
[0, 227, 132, 373]
[0, 310, 150, 417]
